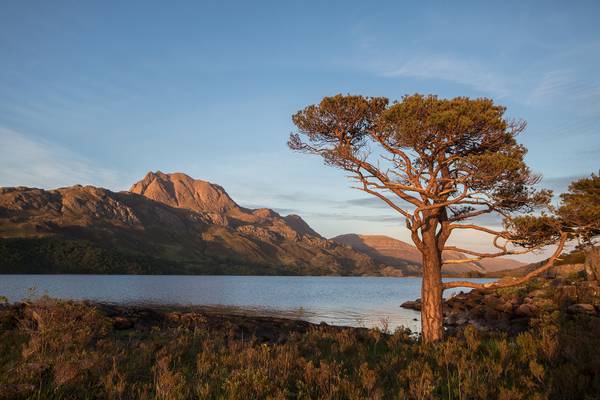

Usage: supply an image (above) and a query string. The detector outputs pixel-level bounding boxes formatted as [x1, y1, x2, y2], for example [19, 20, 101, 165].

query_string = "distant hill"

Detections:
[331, 234, 525, 276]
[0, 172, 377, 275]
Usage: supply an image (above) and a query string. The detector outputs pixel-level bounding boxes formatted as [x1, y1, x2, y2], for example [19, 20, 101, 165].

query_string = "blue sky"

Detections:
[1, 1, 599, 259]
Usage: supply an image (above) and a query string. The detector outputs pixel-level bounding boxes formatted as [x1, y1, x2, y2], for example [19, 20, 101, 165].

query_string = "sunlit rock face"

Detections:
[130, 171, 240, 215]
[129, 171, 323, 242]
[0, 172, 377, 275]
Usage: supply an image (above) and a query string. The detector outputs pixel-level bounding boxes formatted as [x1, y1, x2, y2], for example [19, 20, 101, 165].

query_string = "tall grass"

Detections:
[0, 298, 598, 399]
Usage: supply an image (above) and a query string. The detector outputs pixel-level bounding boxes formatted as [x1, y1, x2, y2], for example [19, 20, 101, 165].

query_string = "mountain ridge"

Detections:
[0, 172, 377, 275]
[1, 171, 524, 276]
[129, 171, 323, 241]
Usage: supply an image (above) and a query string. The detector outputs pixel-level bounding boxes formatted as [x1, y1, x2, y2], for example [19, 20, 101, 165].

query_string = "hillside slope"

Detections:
[332, 234, 525, 276]
[0, 172, 377, 275]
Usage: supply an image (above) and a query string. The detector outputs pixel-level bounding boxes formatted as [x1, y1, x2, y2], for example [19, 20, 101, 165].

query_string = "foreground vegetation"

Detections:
[1, 296, 599, 399]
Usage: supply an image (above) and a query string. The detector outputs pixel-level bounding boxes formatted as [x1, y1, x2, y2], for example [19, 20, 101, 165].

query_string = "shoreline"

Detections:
[0, 272, 496, 278]
[1, 298, 369, 345]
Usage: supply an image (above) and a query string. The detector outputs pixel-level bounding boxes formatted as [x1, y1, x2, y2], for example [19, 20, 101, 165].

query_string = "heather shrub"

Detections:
[0, 298, 598, 399]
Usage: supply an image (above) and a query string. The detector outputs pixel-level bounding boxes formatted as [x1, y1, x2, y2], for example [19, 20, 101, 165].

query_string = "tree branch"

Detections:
[448, 224, 508, 237]
[447, 207, 495, 222]
[348, 154, 425, 206]
[442, 232, 568, 290]
[442, 243, 541, 263]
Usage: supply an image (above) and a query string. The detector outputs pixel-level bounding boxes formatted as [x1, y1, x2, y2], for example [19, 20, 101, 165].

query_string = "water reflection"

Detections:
[0, 275, 492, 332]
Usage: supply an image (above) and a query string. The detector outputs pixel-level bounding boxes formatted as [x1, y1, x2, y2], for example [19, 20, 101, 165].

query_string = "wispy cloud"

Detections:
[528, 70, 600, 116]
[379, 54, 511, 98]
[263, 192, 505, 228]
[304, 211, 402, 224]
[344, 196, 417, 210]
[345, 197, 392, 209]
[528, 70, 573, 101]
[0, 127, 122, 190]
[582, 145, 600, 156]
[261, 192, 411, 211]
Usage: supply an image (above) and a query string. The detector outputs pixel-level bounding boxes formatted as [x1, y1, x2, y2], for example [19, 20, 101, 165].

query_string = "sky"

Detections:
[1, 1, 599, 261]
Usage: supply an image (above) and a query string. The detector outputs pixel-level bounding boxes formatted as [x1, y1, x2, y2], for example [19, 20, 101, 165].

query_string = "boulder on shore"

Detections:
[567, 303, 596, 315]
[401, 275, 600, 335]
[585, 247, 600, 281]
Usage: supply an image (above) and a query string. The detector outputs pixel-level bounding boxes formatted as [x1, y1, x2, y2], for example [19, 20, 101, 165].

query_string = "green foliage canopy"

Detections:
[558, 172, 600, 245]
[290, 94, 551, 248]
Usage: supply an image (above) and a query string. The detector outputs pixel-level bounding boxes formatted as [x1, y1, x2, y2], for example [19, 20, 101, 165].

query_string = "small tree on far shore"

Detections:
[557, 172, 600, 279]
[288, 94, 573, 343]
[557, 172, 600, 245]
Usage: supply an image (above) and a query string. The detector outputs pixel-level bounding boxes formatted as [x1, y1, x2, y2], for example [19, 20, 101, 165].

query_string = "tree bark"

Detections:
[420, 242, 444, 343]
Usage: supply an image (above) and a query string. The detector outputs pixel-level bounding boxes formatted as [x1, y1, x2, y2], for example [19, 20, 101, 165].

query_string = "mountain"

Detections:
[129, 171, 322, 241]
[331, 234, 525, 276]
[0, 172, 377, 275]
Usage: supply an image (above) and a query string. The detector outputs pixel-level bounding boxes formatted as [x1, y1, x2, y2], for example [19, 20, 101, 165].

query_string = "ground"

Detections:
[1, 278, 600, 400]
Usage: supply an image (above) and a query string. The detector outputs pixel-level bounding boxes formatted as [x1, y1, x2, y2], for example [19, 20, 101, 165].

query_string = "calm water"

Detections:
[0, 275, 493, 332]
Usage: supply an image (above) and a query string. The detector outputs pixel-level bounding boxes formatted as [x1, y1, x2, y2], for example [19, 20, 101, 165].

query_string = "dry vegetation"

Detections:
[0, 294, 599, 400]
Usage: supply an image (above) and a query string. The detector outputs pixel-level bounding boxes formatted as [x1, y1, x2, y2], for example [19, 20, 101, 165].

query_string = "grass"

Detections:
[0, 297, 599, 399]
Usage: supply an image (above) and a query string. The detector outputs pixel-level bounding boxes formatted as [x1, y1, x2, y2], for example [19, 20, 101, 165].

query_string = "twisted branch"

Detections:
[442, 232, 568, 290]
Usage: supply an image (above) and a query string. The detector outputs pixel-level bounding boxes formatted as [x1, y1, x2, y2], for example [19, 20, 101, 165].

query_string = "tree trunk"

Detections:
[420, 246, 444, 343]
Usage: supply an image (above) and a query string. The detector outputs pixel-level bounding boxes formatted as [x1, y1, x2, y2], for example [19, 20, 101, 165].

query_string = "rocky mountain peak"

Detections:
[128, 171, 322, 242]
[130, 171, 241, 215]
